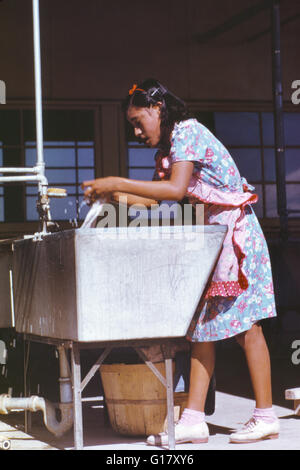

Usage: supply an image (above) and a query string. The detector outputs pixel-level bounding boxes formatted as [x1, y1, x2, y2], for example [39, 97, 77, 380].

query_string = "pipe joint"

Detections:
[0, 394, 10, 414]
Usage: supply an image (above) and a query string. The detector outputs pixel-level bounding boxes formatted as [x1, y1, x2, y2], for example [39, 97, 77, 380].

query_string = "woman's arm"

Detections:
[111, 192, 159, 208]
[82, 161, 194, 203]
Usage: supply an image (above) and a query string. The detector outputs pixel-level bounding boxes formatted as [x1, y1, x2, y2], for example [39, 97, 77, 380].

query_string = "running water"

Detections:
[79, 199, 104, 229]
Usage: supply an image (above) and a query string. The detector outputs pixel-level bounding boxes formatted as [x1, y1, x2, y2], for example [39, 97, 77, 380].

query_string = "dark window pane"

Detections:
[78, 169, 95, 184]
[26, 147, 76, 167]
[0, 110, 20, 145]
[128, 147, 157, 167]
[284, 113, 300, 146]
[262, 112, 274, 146]
[2, 148, 24, 222]
[265, 184, 277, 217]
[26, 197, 39, 220]
[214, 112, 260, 146]
[264, 148, 300, 183]
[287, 184, 300, 212]
[286, 149, 300, 182]
[78, 141, 94, 146]
[44, 141, 75, 147]
[78, 147, 94, 166]
[128, 168, 155, 180]
[23, 110, 36, 142]
[44, 148, 76, 167]
[264, 148, 276, 182]
[45, 169, 76, 184]
[262, 112, 300, 146]
[229, 148, 261, 181]
[4, 185, 24, 222]
[26, 186, 41, 195]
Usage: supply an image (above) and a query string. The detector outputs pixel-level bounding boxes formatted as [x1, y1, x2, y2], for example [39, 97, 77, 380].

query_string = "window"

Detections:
[215, 111, 300, 218]
[127, 141, 157, 182]
[214, 111, 264, 217]
[0, 109, 95, 223]
[25, 141, 94, 221]
[126, 111, 300, 219]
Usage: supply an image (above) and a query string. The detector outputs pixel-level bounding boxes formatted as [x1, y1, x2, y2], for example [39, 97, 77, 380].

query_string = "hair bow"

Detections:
[129, 84, 145, 95]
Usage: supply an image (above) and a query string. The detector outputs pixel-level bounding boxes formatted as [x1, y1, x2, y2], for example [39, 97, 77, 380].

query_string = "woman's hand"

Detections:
[81, 176, 121, 204]
[81, 160, 194, 205]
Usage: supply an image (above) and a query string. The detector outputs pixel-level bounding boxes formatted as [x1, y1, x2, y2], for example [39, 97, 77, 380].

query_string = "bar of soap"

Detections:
[47, 188, 67, 197]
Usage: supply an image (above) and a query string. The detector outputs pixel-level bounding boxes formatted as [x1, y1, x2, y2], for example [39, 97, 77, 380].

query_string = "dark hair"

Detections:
[123, 78, 190, 152]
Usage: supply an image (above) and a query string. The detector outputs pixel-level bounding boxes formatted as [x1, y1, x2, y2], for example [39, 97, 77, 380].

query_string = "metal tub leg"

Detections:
[165, 357, 175, 450]
[71, 343, 83, 450]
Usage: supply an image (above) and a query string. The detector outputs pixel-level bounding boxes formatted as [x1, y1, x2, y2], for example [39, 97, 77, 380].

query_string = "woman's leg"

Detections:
[230, 323, 279, 443]
[147, 341, 214, 445]
[186, 341, 216, 411]
[235, 323, 272, 408]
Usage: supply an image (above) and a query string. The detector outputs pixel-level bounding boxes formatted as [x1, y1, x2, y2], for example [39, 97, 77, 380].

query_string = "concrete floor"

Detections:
[0, 390, 299, 451]
[0, 331, 300, 451]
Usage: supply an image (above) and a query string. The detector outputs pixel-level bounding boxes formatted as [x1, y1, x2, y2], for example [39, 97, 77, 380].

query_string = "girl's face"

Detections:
[127, 104, 161, 147]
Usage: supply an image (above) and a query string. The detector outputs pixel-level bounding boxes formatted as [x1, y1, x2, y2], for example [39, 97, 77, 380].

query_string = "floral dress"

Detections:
[155, 118, 277, 342]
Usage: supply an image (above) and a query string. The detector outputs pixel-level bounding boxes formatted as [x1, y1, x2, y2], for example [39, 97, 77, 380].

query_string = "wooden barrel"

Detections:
[100, 362, 188, 436]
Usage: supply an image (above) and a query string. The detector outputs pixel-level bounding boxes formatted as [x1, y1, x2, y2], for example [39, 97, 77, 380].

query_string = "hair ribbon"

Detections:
[129, 84, 145, 95]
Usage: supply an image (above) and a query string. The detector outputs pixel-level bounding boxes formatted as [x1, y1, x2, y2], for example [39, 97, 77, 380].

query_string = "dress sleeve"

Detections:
[170, 119, 208, 165]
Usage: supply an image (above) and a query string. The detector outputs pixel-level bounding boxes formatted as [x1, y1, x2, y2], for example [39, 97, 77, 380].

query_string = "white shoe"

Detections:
[146, 421, 209, 446]
[229, 417, 280, 444]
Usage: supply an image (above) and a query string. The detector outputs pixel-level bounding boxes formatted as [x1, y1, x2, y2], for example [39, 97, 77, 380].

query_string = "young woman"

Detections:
[82, 78, 279, 445]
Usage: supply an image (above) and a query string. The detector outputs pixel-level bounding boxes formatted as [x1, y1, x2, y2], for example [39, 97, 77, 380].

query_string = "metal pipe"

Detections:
[0, 167, 37, 173]
[57, 346, 73, 404]
[0, 175, 48, 184]
[32, 0, 50, 232]
[0, 1, 49, 229]
[0, 347, 73, 438]
[271, 0, 289, 240]
[32, 0, 45, 175]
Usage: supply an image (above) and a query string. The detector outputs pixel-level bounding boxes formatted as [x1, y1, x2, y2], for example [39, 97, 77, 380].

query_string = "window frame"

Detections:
[0, 102, 103, 233]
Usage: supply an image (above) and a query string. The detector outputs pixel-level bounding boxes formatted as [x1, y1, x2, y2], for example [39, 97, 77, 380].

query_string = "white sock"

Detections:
[178, 408, 205, 426]
[253, 406, 277, 423]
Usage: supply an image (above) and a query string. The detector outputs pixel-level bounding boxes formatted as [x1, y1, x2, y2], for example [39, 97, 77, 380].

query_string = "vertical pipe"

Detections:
[271, 1, 288, 240]
[57, 346, 73, 404]
[32, 0, 46, 185]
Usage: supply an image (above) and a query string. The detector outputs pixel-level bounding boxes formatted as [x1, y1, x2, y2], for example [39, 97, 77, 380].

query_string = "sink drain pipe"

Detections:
[0, 346, 73, 438]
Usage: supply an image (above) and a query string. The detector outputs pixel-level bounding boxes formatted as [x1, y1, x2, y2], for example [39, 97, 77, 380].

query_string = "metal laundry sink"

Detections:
[12, 225, 227, 342]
